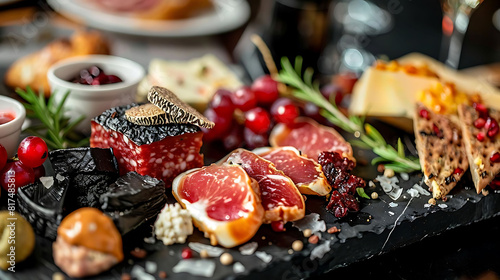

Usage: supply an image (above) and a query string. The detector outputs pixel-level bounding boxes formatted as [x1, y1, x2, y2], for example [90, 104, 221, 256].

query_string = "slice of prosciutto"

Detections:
[219, 149, 305, 223]
[269, 117, 353, 163]
[253, 146, 331, 196]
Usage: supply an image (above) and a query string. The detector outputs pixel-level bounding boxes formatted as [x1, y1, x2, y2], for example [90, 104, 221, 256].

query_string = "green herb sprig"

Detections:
[277, 57, 421, 173]
[16, 87, 89, 150]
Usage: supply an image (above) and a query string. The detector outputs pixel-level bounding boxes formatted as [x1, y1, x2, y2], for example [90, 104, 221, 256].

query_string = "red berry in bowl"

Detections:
[270, 98, 299, 126]
[0, 144, 7, 171]
[245, 107, 271, 135]
[251, 75, 279, 105]
[0, 161, 35, 192]
[106, 75, 123, 84]
[17, 136, 48, 168]
[202, 108, 232, 142]
[231, 86, 257, 112]
[210, 89, 235, 118]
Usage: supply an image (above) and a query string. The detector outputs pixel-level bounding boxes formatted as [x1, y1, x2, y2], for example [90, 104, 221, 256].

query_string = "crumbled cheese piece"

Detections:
[310, 241, 331, 260]
[438, 204, 448, 209]
[154, 203, 193, 245]
[39, 176, 54, 189]
[412, 184, 431, 196]
[424, 204, 432, 208]
[406, 188, 419, 198]
[400, 172, 409, 181]
[233, 262, 245, 274]
[239, 242, 258, 255]
[292, 213, 326, 234]
[173, 259, 216, 277]
[255, 251, 272, 263]
[188, 242, 224, 257]
[368, 181, 375, 188]
[376, 175, 403, 200]
[388, 202, 398, 208]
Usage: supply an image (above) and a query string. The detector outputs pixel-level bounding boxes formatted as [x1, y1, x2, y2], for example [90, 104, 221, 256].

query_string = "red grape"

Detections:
[0, 161, 35, 192]
[202, 108, 232, 142]
[244, 107, 271, 134]
[17, 136, 48, 168]
[270, 98, 299, 125]
[222, 123, 244, 151]
[251, 75, 279, 105]
[0, 144, 7, 171]
[231, 86, 258, 112]
[210, 89, 235, 118]
[243, 127, 268, 149]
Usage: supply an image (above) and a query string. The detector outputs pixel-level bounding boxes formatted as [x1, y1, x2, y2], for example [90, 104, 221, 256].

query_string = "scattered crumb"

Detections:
[158, 271, 168, 279]
[239, 242, 258, 255]
[428, 198, 436, 205]
[438, 204, 448, 209]
[308, 235, 319, 244]
[200, 249, 209, 259]
[482, 189, 489, 196]
[310, 241, 331, 260]
[233, 262, 245, 274]
[371, 192, 379, 199]
[377, 164, 385, 173]
[144, 236, 156, 244]
[292, 240, 304, 251]
[327, 226, 340, 234]
[388, 202, 398, 208]
[220, 253, 233, 266]
[121, 273, 131, 280]
[128, 259, 134, 265]
[288, 249, 293, 254]
[255, 251, 272, 263]
[388, 211, 394, 216]
[268, 241, 272, 246]
[52, 272, 65, 280]
[407, 188, 419, 198]
[384, 168, 395, 178]
[261, 236, 266, 240]
[130, 247, 147, 259]
[303, 229, 312, 238]
[145, 261, 157, 274]
[368, 181, 375, 188]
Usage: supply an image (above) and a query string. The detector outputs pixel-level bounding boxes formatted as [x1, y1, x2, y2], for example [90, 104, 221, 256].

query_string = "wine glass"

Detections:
[440, 0, 485, 69]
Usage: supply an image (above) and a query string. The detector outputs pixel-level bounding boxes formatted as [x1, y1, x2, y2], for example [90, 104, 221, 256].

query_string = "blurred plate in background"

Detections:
[46, 0, 251, 37]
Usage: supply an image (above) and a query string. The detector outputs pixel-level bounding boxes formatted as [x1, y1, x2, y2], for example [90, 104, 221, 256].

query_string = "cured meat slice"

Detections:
[458, 104, 500, 193]
[219, 149, 305, 223]
[269, 117, 353, 162]
[172, 164, 264, 248]
[253, 146, 331, 196]
[90, 103, 204, 187]
[414, 103, 469, 199]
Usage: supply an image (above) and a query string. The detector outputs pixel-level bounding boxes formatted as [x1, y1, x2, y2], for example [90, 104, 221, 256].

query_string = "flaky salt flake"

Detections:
[255, 251, 272, 264]
[233, 262, 245, 274]
[438, 204, 448, 209]
[310, 241, 331, 260]
[131, 265, 155, 280]
[407, 188, 419, 198]
[55, 173, 66, 182]
[145, 261, 157, 274]
[239, 242, 258, 255]
[388, 202, 398, 208]
[424, 203, 432, 208]
[292, 213, 326, 234]
[412, 184, 431, 196]
[39, 176, 54, 189]
[172, 259, 216, 277]
[388, 211, 395, 216]
[188, 242, 224, 257]
[387, 187, 403, 200]
[400, 172, 409, 181]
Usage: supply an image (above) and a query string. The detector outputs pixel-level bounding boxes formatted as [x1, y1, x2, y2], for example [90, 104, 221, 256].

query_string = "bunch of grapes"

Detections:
[0, 136, 49, 193]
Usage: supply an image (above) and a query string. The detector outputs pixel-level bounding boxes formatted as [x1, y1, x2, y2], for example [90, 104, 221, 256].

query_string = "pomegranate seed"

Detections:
[491, 152, 500, 163]
[432, 124, 443, 138]
[0, 144, 7, 171]
[477, 132, 485, 142]
[17, 136, 48, 168]
[473, 103, 488, 118]
[210, 89, 235, 118]
[201, 108, 232, 142]
[453, 167, 464, 175]
[251, 75, 279, 105]
[419, 109, 430, 120]
[271, 221, 285, 232]
[244, 107, 271, 134]
[270, 98, 299, 126]
[474, 118, 486, 129]
[231, 86, 258, 112]
[0, 161, 35, 192]
[181, 248, 193, 259]
[485, 118, 499, 138]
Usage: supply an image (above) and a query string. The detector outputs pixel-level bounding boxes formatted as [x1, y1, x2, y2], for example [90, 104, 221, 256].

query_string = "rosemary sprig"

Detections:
[16, 87, 89, 150]
[277, 57, 421, 173]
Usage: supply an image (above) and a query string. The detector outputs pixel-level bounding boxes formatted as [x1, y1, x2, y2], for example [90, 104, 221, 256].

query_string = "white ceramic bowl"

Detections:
[47, 55, 145, 134]
[0, 96, 26, 157]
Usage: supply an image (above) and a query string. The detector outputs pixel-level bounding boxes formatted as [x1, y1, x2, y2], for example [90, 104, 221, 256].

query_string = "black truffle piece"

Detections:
[92, 103, 200, 146]
[100, 172, 167, 235]
[17, 175, 69, 240]
[49, 147, 119, 209]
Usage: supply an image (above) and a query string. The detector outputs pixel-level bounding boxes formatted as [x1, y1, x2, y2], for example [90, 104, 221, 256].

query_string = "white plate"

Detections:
[47, 0, 251, 37]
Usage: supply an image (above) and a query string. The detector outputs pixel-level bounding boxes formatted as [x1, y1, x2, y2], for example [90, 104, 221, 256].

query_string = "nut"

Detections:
[53, 272, 65, 280]
[303, 229, 312, 238]
[220, 253, 233, 265]
[327, 226, 340, 234]
[428, 198, 436, 205]
[130, 247, 147, 259]
[158, 271, 168, 279]
[370, 192, 379, 199]
[384, 168, 395, 178]
[200, 249, 209, 259]
[292, 240, 303, 251]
